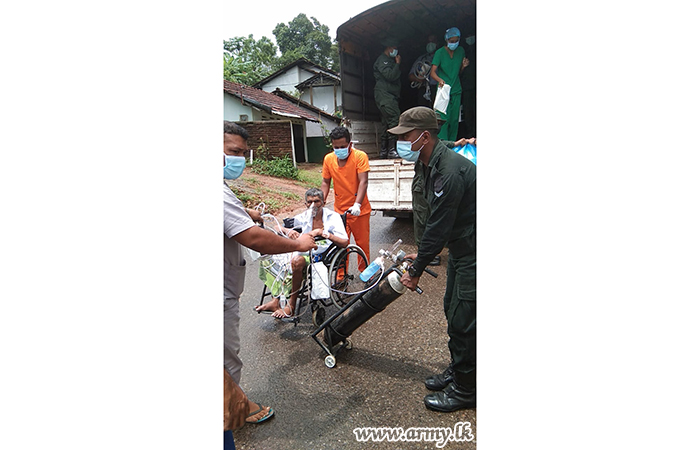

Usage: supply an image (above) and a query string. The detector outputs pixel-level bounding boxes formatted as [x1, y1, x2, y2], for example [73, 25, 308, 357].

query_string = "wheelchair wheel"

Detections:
[312, 307, 326, 328]
[328, 244, 368, 309]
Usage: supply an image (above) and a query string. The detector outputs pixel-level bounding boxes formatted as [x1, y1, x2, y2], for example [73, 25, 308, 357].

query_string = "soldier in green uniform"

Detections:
[389, 107, 476, 412]
[373, 38, 401, 159]
[412, 135, 473, 260]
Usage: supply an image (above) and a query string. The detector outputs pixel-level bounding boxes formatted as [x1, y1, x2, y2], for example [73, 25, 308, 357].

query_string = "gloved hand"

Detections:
[348, 202, 361, 216]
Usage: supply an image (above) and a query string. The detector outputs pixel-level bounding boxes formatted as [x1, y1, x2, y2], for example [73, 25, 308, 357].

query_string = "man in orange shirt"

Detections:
[321, 126, 371, 270]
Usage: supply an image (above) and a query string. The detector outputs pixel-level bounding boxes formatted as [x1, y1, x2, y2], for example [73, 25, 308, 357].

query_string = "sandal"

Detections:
[246, 403, 274, 424]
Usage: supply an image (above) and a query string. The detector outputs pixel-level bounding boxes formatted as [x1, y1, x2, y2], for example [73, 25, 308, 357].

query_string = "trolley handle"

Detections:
[401, 256, 440, 294]
[401, 258, 439, 279]
[423, 267, 438, 278]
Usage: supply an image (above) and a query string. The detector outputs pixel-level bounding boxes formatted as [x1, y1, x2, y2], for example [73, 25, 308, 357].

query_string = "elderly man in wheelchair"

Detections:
[255, 188, 350, 319]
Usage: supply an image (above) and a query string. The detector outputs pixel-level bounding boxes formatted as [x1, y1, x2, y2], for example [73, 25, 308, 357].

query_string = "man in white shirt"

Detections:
[224, 121, 317, 424]
[255, 188, 349, 318]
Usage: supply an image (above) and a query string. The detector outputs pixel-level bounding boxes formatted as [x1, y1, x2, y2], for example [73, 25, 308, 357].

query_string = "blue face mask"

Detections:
[389, 49, 398, 58]
[465, 36, 475, 46]
[223, 154, 246, 179]
[334, 146, 349, 160]
[426, 42, 437, 53]
[396, 132, 425, 162]
[447, 42, 459, 51]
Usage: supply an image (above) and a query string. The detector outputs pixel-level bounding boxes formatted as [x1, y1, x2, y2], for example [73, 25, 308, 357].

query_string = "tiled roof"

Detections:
[252, 58, 339, 89]
[271, 89, 341, 124]
[223, 80, 320, 123]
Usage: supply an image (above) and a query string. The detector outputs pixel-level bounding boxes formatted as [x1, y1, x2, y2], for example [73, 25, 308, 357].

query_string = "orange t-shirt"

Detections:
[322, 147, 371, 215]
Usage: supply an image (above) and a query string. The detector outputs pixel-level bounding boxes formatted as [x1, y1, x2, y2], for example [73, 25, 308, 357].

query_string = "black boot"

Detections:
[424, 381, 476, 412]
[424, 363, 454, 391]
[379, 136, 388, 159]
[386, 137, 399, 159]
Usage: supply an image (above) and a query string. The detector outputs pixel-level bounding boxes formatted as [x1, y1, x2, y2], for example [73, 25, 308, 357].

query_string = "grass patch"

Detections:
[250, 155, 299, 179]
[296, 164, 324, 188]
[281, 191, 301, 201]
[228, 186, 254, 206]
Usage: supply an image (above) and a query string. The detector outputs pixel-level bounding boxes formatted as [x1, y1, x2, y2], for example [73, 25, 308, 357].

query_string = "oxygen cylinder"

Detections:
[323, 271, 407, 348]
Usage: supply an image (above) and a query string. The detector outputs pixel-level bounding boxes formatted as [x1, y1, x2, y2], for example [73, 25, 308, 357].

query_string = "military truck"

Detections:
[336, 0, 476, 217]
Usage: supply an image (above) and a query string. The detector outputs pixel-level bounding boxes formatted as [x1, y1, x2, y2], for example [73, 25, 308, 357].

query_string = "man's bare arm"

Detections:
[355, 172, 369, 206]
[232, 226, 316, 254]
[321, 177, 331, 204]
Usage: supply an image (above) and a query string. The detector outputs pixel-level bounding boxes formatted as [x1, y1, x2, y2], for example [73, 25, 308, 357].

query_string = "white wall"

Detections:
[260, 66, 315, 94]
[305, 115, 339, 138]
[300, 85, 341, 113]
[224, 92, 255, 121]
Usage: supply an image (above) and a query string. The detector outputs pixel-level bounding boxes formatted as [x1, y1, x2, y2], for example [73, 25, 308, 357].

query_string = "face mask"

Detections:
[396, 132, 426, 162]
[465, 36, 475, 46]
[334, 146, 349, 160]
[389, 49, 398, 58]
[223, 154, 245, 179]
[308, 202, 320, 218]
[447, 42, 459, 51]
[426, 42, 437, 53]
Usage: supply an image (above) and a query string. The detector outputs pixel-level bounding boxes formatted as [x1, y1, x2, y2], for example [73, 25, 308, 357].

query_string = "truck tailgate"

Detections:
[367, 159, 415, 212]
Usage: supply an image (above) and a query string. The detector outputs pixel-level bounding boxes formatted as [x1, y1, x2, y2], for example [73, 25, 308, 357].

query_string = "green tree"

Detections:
[223, 35, 277, 85]
[330, 42, 340, 73]
[273, 14, 336, 70]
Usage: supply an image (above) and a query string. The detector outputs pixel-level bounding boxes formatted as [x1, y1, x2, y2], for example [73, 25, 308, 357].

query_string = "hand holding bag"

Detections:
[433, 84, 451, 114]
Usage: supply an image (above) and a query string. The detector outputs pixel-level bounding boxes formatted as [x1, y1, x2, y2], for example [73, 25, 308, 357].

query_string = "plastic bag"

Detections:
[433, 84, 451, 115]
[452, 143, 477, 165]
[244, 246, 261, 261]
[310, 261, 329, 299]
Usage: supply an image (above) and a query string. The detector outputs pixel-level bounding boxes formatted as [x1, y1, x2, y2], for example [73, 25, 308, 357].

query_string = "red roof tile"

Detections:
[223, 80, 320, 123]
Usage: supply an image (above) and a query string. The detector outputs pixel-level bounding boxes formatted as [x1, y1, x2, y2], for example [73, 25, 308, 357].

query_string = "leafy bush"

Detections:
[250, 155, 299, 180]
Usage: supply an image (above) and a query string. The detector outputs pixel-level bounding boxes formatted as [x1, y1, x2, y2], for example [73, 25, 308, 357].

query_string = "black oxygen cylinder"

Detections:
[323, 271, 407, 348]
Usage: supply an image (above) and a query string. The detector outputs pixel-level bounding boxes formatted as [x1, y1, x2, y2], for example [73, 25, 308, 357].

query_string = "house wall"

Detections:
[260, 66, 315, 94]
[224, 92, 259, 122]
[305, 115, 338, 138]
[300, 85, 342, 114]
[307, 137, 329, 163]
[237, 121, 294, 161]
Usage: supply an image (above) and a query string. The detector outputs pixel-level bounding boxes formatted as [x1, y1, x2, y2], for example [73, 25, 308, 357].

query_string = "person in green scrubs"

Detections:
[430, 27, 469, 141]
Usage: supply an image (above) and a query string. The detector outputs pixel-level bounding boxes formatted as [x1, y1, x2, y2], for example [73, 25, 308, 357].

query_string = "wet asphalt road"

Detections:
[233, 211, 476, 450]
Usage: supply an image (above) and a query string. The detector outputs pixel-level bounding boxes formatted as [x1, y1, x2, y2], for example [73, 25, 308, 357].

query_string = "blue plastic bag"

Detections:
[452, 143, 477, 165]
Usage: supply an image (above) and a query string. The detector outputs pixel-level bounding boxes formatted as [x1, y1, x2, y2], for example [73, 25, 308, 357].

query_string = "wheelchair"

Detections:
[256, 212, 368, 327]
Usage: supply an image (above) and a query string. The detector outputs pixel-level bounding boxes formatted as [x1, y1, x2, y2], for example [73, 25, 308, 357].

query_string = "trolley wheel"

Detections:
[328, 244, 368, 309]
[324, 355, 336, 368]
[345, 338, 353, 350]
[312, 307, 326, 328]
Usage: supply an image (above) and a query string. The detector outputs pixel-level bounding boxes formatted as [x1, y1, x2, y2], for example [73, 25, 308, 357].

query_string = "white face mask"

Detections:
[308, 201, 321, 218]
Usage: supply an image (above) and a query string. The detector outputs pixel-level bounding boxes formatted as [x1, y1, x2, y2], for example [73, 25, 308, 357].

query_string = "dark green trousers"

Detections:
[375, 90, 400, 142]
[444, 250, 477, 388]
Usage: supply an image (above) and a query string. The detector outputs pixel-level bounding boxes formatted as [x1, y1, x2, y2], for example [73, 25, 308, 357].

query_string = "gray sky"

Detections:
[223, 0, 388, 44]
